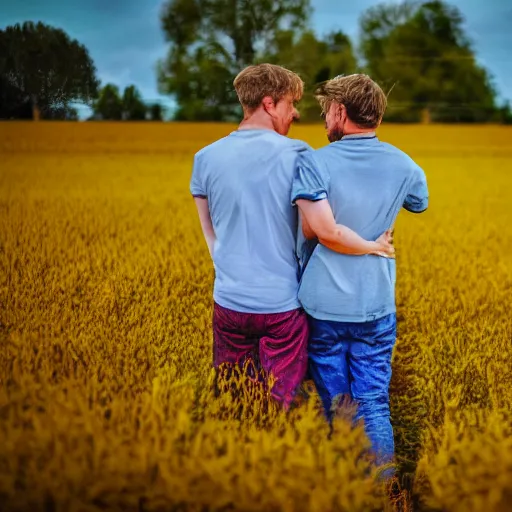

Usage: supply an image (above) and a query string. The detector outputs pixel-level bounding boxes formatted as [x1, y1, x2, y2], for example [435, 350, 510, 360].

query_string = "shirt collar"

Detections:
[341, 131, 376, 140]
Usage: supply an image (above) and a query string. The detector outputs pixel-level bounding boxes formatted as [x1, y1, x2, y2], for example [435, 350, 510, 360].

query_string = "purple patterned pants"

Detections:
[213, 302, 309, 408]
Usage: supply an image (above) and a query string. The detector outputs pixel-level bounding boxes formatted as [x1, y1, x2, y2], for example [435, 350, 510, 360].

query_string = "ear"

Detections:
[337, 104, 346, 122]
[262, 96, 277, 118]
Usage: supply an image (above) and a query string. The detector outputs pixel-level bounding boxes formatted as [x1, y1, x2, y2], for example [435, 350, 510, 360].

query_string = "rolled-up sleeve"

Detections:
[404, 165, 429, 213]
[291, 152, 329, 204]
[190, 153, 207, 198]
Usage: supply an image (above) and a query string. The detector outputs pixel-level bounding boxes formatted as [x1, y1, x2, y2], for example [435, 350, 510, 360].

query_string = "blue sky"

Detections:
[1, 0, 510, 118]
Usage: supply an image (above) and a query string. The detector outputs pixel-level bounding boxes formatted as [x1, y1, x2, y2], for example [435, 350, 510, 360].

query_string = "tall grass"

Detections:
[1, 122, 511, 511]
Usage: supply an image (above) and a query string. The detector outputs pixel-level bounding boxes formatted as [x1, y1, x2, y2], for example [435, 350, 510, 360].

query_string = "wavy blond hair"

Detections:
[234, 64, 303, 113]
[315, 74, 387, 128]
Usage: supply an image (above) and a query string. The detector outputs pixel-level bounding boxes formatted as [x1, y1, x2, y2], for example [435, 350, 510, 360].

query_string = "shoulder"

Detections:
[378, 141, 415, 163]
[296, 147, 330, 183]
[194, 134, 232, 161]
[304, 144, 333, 172]
[270, 132, 313, 154]
[377, 141, 423, 174]
[312, 144, 334, 159]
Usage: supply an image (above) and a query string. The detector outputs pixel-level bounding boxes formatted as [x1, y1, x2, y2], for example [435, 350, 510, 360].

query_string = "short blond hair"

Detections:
[315, 74, 387, 128]
[234, 64, 303, 112]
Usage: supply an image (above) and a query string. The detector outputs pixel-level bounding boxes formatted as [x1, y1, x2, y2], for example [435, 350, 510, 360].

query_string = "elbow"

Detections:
[302, 226, 317, 240]
[300, 220, 316, 240]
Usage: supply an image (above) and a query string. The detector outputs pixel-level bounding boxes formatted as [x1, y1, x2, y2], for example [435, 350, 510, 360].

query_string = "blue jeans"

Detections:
[308, 313, 396, 465]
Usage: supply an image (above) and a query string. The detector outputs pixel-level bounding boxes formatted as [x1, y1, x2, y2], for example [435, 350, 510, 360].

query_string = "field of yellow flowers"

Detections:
[1, 122, 511, 512]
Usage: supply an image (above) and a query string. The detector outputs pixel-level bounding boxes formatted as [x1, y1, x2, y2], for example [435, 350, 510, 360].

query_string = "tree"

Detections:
[44, 105, 78, 120]
[122, 85, 147, 120]
[149, 103, 164, 121]
[359, 1, 498, 122]
[0, 76, 32, 119]
[93, 84, 123, 120]
[159, 0, 310, 121]
[0, 21, 99, 120]
[497, 102, 512, 125]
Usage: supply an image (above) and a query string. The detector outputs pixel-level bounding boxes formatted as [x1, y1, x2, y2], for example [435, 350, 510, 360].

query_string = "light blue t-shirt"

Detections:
[292, 132, 429, 323]
[191, 129, 311, 313]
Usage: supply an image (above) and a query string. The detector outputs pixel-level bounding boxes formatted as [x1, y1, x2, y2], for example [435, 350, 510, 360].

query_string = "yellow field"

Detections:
[1, 122, 511, 512]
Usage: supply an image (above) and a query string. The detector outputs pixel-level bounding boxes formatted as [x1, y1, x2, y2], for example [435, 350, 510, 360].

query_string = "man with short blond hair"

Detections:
[292, 73, 428, 466]
[233, 64, 304, 114]
[190, 65, 393, 408]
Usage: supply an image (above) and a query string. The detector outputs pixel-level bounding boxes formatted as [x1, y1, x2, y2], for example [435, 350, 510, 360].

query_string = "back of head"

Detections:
[234, 63, 304, 114]
[315, 74, 387, 129]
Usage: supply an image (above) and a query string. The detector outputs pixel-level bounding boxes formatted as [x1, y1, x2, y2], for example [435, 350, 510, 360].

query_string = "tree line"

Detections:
[158, 0, 511, 123]
[1, 2, 511, 123]
[92, 84, 164, 121]
[0, 22, 164, 121]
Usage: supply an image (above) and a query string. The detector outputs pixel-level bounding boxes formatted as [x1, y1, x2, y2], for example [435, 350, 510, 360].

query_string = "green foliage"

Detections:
[0, 75, 32, 119]
[44, 105, 79, 120]
[122, 85, 147, 121]
[159, 0, 504, 123]
[94, 83, 123, 120]
[149, 103, 164, 121]
[94, 84, 148, 121]
[0, 21, 99, 120]
[158, 0, 310, 121]
[497, 102, 512, 125]
[360, 1, 497, 123]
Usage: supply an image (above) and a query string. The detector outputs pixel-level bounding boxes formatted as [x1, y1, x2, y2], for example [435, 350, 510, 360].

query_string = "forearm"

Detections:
[203, 230, 216, 258]
[319, 224, 379, 255]
[297, 199, 377, 255]
[194, 197, 216, 260]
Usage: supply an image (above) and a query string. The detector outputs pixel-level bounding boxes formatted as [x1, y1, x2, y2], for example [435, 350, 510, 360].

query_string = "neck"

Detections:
[238, 108, 275, 132]
[342, 124, 376, 137]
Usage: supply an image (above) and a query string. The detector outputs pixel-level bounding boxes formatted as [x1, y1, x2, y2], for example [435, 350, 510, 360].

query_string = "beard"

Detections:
[327, 126, 344, 142]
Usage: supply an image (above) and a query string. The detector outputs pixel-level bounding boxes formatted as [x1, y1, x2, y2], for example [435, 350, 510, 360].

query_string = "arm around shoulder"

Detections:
[292, 152, 394, 257]
[296, 199, 394, 257]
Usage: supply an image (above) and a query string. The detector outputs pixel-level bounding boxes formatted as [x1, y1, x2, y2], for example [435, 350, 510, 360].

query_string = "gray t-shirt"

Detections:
[191, 129, 311, 313]
[292, 133, 429, 323]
